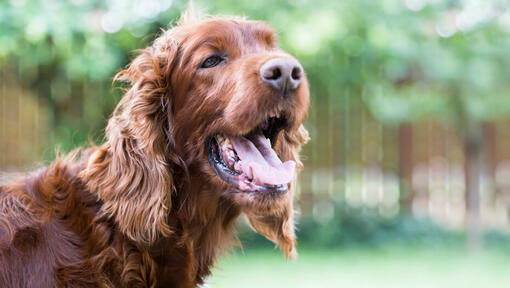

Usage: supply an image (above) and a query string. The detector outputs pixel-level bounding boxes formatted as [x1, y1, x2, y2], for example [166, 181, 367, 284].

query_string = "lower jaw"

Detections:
[222, 186, 290, 214]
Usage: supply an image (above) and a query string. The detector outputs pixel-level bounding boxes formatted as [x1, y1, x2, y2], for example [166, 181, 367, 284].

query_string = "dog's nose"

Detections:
[260, 58, 303, 96]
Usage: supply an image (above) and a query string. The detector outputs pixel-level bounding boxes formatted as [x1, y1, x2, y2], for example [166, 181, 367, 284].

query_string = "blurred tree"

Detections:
[0, 0, 182, 156]
[360, 0, 510, 249]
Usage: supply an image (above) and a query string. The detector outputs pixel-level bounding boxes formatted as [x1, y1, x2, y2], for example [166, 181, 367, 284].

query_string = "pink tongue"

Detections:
[230, 134, 296, 185]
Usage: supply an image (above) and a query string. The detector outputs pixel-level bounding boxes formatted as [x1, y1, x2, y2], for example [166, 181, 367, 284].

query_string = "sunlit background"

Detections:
[2, 0, 510, 287]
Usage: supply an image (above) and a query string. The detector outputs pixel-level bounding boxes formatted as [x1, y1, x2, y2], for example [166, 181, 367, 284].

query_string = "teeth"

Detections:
[217, 135, 234, 150]
[227, 157, 235, 164]
[217, 134, 238, 161]
[225, 138, 232, 149]
[223, 141, 233, 152]
[267, 109, 281, 119]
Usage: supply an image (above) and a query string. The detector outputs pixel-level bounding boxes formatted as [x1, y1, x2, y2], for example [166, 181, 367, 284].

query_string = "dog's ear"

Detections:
[246, 125, 309, 260]
[82, 35, 180, 244]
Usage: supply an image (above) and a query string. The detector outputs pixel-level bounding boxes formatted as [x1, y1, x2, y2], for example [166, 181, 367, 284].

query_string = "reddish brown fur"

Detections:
[0, 8, 309, 288]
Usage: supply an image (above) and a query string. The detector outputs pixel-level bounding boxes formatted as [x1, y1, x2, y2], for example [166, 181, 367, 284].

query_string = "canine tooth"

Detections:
[224, 139, 233, 150]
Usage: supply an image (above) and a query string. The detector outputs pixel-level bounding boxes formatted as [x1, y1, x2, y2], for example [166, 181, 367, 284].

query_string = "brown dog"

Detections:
[0, 7, 309, 288]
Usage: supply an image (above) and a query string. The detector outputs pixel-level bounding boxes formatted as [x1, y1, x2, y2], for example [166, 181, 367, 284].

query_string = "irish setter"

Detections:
[0, 7, 309, 288]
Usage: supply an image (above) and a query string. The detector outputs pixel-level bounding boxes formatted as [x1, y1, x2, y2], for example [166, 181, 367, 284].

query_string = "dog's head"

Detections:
[83, 7, 309, 258]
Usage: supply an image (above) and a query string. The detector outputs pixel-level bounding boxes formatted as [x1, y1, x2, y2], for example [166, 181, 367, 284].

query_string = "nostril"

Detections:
[260, 58, 304, 94]
[263, 67, 282, 81]
[291, 66, 302, 81]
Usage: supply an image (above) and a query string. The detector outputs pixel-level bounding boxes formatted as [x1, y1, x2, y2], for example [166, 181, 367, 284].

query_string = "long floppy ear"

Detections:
[82, 34, 179, 244]
[246, 125, 310, 259]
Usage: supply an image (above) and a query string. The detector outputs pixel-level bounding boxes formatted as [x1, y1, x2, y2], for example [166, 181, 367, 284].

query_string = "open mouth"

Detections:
[207, 114, 295, 193]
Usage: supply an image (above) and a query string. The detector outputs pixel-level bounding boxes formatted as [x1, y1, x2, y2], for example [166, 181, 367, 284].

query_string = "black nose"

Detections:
[260, 58, 303, 96]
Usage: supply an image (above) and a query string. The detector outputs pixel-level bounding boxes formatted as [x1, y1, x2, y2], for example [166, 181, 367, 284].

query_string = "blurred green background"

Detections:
[2, 0, 510, 287]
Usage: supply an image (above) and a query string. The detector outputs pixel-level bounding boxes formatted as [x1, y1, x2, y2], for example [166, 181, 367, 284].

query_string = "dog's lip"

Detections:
[233, 106, 291, 132]
[206, 136, 289, 194]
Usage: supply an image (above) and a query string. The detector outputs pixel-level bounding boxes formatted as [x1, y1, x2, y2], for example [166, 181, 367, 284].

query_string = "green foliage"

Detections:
[0, 0, 183, 160]
[298, 205, 462, 249]
[240, 203, 466, 249]
[239, 203, 510, 251]
[2, 0, 510, 156]
[0, 0, 182, 77]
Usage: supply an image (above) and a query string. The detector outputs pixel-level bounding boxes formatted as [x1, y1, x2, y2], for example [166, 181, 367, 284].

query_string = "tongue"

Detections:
[230, 134, 296, 186]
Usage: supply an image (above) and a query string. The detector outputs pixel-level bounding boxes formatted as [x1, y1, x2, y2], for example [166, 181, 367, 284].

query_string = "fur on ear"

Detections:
[81, 34, 180, 244]
[246, 125, 310, 260]
[246, 204, 298, 260]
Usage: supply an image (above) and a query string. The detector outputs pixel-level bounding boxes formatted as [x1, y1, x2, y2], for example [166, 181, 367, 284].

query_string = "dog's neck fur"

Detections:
[149, 174, 242, 287]
[80, 145, 241, 287]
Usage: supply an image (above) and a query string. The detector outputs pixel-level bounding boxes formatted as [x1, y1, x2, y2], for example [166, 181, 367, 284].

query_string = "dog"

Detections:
[0, 6, 309, 288]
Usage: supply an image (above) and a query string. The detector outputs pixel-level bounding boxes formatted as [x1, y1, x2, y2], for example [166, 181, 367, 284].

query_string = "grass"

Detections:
[209, 246, 510, 288]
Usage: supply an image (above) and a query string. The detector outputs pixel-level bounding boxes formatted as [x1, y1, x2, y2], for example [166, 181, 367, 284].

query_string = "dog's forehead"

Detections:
[182, 19, 277, 53]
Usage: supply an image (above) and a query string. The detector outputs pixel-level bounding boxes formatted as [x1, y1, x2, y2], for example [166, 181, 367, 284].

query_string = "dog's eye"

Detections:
[201, 55, 223, 69]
